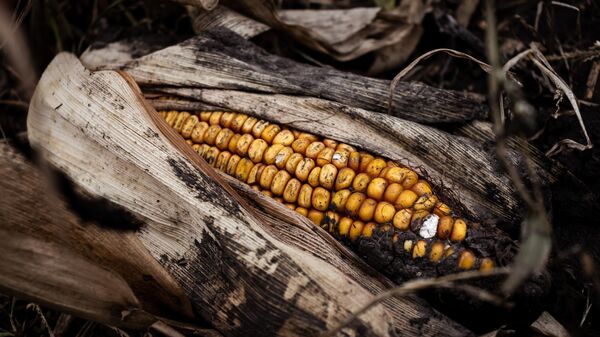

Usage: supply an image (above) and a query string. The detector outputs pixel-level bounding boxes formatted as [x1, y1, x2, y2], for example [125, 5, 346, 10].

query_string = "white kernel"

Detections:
[419, 214, 439, 238]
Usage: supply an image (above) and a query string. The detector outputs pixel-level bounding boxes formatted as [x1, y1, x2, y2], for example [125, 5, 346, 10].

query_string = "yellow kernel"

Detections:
[365, 158, 387, 177]
[331, 189, 351, 212]
[180, 115, 199, 139]
[402, 170, 419, 189]
[323, 139, 337, 148]
[345, 192, 366, 217]
[348, 152, 361, 171]
[271, 170, 292, 195]
[383, 183, 403, 203]
[410, 210, 430, 232]
[430, 241, 445, 263]
[374, 202, 395, 223]
[308, 209, 324, 226]
[214, 128, 234, 150]
[295, 158, 315, 182]
[166, 111, 180, 126]
[331, 149, 350, 169]
[236, 134, 254, 156]
[199, 112, 211, 122]
[291, 138, 311, 154]
[334, 167, 356, 190]
[352, 173, 371, 193]
[252, 120, 269, 138]
[283, 178, 302, 203]
[395, 190, 418, 209]
[318, 164, 338, 190]
[384, 167, 408, 183]
[378, 167, 390, 179]
[414, 194, 438, 211]
[204, 147, 220, 166]
[306, 142, 326, 159]
[450, 219, 467, 242]
[164, 111, 177, 125]
[458, 250, 475, 270]
[480, 258, 495, 272]
[444, 247, 455, 257]
[403, 240, 413, 252]
[437, 216, 454, 240]
[263, 144, 285, 165]
[336, 143, 356, 152]
[412, 240, 427, 258]
[190, 121, 209, 143]
[226, 154, 241, 176]
[248, 139, 268, 163]
[359, 153, 374, 172]
[215, 151, 232, 171]
[261, 190, 273, 197]
[316, 147, 335, 166]
[186, 139, 193, 146]
[311, 187, 331, 211]
[197, 144, 210, 157]
[274, 147, 294, 169]
[228, 134, 241, 153]
[349, 221, 365, 241]
[272, 129, 295, 146]
[285, 153, 303, 174]
[203, 125, 221, 145]
[367, 177, 388, 201]
[298, 132, 319, 141]
[433, 202, 452, 217]
[261, 124, 281, 143]
[234, 158, 254, 182]
[358, 198, 377, 222]
[247, 163, 265, 185]
[220, 112, 235, 128]
[393, 209, 412, 230]
[411, 180, 432, 196]
[338, 217, 353, 238]
[230, 114, 248, 132]
[241, 117, 258, 134]
[209, 112, 223, 125]
[284, 203, 296, 210]
[362, 222, 377, 238]
[295, 207, 308, 217]
[259, 165, 278, 190]
[307, 167, 321, 187]
[323, 211, 340, 232]
[297, 184, 313, 208]
[173, 112, 191, 132]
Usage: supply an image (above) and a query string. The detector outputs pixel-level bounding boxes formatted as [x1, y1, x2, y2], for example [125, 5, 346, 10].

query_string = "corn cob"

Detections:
[160, 110, 499, 277]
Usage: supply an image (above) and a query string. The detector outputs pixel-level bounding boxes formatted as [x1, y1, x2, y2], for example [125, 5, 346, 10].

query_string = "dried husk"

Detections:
[83, 28, 487, 125]
[26, 53, 472, 337]
[0, 141, 194, 321]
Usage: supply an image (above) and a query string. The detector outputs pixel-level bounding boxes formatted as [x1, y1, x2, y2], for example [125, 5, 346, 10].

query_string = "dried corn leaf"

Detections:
[190, 5, 270, 39]
[26, 52, 470, 337]
[92, 28, 485, 125]
[0, 228, 156, 329]
[220, 0, 427, 70]
[0, 142, 194, 321]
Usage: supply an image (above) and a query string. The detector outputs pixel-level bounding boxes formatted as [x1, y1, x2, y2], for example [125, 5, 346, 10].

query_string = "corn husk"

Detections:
[25, 52, 472, 337]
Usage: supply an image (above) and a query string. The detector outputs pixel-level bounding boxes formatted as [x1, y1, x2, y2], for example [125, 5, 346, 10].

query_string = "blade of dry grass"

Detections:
[484, 0, 552, 295]
[321, 268, 510, 337]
